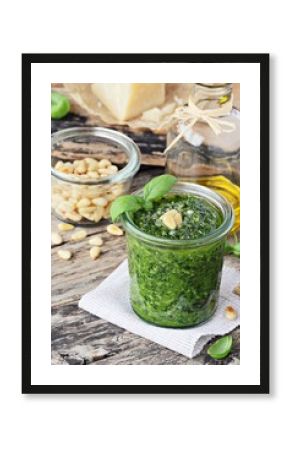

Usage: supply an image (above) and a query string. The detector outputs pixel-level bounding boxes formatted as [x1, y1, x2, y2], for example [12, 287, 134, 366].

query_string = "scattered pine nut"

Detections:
[58, 223, 75, 232]
[233, 285, 240, 296]
[89, 236, 103, 246]
[107, 224, 124, 236]
[71, 229, 87, 241]
[90, 246, 102, 260]
[51, 232, 63, 245]
[57, 250, 72, 260]
[225, 306, 238, 320]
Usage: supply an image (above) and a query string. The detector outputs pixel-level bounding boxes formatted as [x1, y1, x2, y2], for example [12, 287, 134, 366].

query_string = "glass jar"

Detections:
[51, 127, 140, 225]
[166, 83, 240, 185]
[121, 182, 234, 328]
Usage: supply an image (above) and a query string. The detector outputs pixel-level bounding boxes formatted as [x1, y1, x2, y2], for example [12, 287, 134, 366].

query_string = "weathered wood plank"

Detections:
[52, 116, 166, 167]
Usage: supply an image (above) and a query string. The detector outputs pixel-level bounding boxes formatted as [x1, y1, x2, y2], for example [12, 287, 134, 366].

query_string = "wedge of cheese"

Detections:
[91, 83, 165, 121]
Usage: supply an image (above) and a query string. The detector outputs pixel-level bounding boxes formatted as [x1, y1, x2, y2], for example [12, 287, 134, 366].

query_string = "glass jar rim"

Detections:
[51, 127, 141, 185]
[121, 181, 234, 248]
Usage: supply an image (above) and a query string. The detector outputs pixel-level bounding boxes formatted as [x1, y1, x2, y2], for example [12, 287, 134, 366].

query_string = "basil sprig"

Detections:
[110, 174, 177, 222]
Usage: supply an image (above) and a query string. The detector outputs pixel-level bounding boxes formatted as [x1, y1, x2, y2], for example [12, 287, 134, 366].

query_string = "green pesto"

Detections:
[133, 194, 223, 240]
[126, 194, 226, 328]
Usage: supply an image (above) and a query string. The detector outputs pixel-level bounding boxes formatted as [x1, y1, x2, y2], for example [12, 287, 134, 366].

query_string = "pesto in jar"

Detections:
[126, 193, 226, 328]
[133, 194, 223, 240]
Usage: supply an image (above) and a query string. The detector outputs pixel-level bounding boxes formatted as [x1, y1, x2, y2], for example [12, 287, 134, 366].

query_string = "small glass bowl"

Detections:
[51, 127, 141, 225]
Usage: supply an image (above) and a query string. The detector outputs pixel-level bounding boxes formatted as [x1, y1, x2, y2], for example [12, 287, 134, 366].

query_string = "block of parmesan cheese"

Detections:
[91, 83, 165, 121]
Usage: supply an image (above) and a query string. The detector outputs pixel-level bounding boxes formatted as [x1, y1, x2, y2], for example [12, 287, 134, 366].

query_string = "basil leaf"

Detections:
[233, 242, 240, 253]
[207, 335, 233, 360]
[110, 195, 144, 222]
[143, 174, 177, 202]
[224, 241, 240, 257]
[51, 92, 70, 119]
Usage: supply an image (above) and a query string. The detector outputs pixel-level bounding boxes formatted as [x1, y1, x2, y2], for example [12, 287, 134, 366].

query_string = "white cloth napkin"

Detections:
[79, 260, 240, 358]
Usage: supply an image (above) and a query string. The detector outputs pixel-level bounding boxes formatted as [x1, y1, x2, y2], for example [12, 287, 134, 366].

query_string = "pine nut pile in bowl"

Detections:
[51, 127, 141, 225]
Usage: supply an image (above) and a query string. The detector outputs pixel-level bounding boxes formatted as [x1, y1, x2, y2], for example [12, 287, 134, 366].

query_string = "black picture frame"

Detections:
[22, 53, 269, 394]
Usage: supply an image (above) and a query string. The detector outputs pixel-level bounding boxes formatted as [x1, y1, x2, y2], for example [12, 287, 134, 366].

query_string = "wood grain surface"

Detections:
[51, 168, 240, 365]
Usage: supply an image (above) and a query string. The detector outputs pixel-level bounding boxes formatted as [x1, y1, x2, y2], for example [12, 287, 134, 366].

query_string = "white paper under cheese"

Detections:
[91, 83, 165, 121]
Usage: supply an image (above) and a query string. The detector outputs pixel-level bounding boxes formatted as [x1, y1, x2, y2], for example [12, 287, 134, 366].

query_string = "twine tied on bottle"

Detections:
[163, 94, 236, 154]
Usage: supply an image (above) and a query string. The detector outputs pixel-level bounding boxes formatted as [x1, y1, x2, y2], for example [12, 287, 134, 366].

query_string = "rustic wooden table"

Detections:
[51, 146, 240, 365]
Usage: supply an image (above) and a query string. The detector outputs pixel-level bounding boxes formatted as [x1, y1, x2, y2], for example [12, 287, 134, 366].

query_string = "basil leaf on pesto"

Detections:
[143, 174, 177, 202]
[110, 195, 144, 222]
[110, 174, 177, 222]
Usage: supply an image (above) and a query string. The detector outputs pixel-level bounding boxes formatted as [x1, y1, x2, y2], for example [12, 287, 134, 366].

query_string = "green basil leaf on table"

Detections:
[143, 174, 177, 202]
[225, 241, 240, 257]
[207, 335, 233, 360]
[51, 92, 70, 119]
[110, 195, 145, 222]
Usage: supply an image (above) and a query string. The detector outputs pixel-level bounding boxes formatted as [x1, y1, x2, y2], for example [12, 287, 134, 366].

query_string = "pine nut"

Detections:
[57, 250, 72, 260]
[65, 212, 82, 222]
[87, 171, 99, 179]
[160, 211, 176, 230]
[78, 206, 96, 215]
[71, 230, 87, 241]
[173, 210, 183, 227]
[62, 163, 74, 174]
[112, 185, 124, 197]
[51, 232, 63, 245]
[105, 194, 115, 202]
[75, 161, 86, 174]
[73, 160, 82, 168]
[77, 198, 91, 208]
[93, 208, 104, 223]
[89, 236, 103, 246]
[55, 161, 64, 170]
[160, 209, 183, 230]
[107, 224, 123, 236]
[58, 223, 75, 232]
[103, 205, 111, 219]
[98, 168, 110, 176]
[85, 158, 99, 171]
[233, 285, 240, 296]
[98, 159, 111, 168]
[108, 165, 118, 174]
[80, 212, 95, 221]
[92, 197, 108, 207]
[225, 306, 238, 320]
[90, 246, 101, 260]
